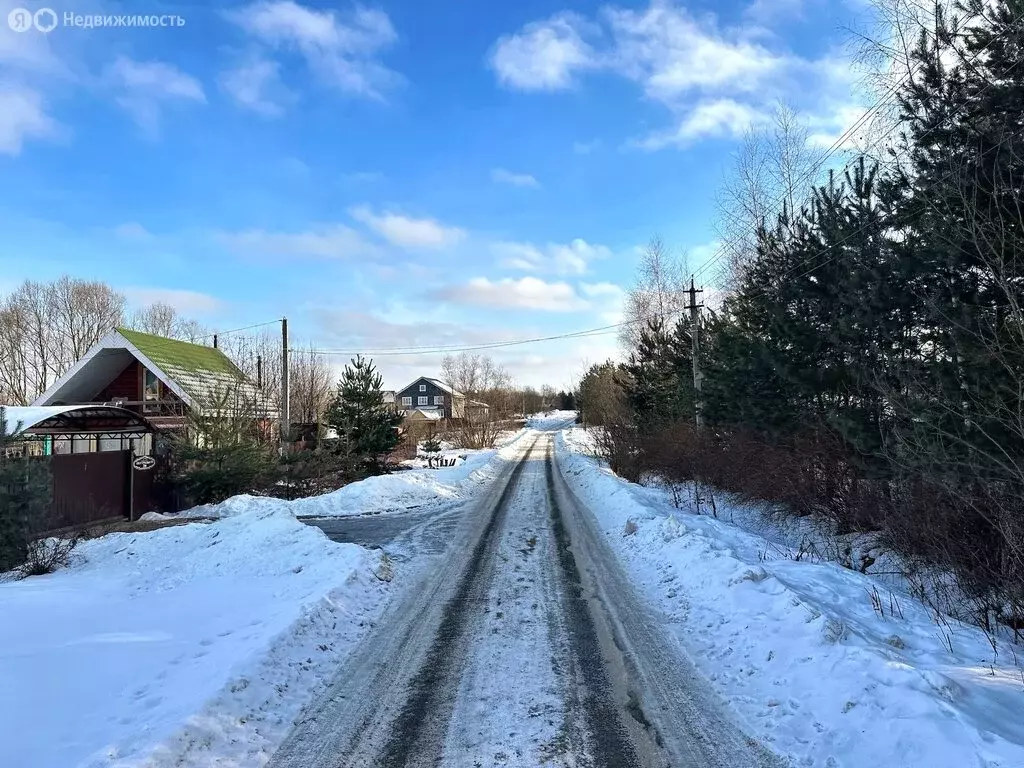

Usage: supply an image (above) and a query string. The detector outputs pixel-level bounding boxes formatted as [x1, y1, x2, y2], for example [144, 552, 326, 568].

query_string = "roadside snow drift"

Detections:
[0, 509, 392, 768]
[556, 427, 1024, 768]
[185, 428, 531, 521]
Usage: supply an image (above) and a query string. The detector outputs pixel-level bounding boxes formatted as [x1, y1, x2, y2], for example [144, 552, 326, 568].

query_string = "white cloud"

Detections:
[581, 281, 626, 324]
[107, 57, 206, 131]
[432, 276, 589, 312]
[636, 99, 767, 149]
[0, 86, 57, 155]
[489, 12, 598, 91]
[491, 168, 540, 188]
[349, 206, 466, 249]
[217, 224, 380, 260]
[219, 57, 289, 116]
[604, 3, 788, 105]
[122, 287, 223, 315]
[806, 102, 870, 150]
[230, 0, 400, 99]
[490, 2, 858, 152]
[493, 238, 611, 276]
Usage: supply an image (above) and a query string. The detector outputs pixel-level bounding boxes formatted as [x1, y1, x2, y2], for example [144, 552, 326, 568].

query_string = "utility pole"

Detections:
[686, 277, 705, 428]
[280, 317, 290, 449]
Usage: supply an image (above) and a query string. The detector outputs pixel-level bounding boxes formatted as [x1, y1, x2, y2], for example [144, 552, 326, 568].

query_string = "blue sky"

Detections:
[0, 0, 866, 388]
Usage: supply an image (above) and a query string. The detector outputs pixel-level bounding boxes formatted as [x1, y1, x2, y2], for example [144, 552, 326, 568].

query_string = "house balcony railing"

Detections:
[100, 399, 189, 419]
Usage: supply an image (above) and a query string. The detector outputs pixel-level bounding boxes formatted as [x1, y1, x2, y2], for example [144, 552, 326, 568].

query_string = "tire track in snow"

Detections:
[269, 430, 782, 767]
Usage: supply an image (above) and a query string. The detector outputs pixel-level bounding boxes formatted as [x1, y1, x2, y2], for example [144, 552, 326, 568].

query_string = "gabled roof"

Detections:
[32, 328, 267, 414]
[396, 376, 465, 398]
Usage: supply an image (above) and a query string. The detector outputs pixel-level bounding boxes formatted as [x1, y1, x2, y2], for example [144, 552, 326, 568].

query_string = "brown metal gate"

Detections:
[50, 451, 129, 529]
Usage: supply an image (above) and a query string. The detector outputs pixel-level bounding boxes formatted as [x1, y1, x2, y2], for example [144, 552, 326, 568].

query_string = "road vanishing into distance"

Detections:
[269, 429, 783, 768]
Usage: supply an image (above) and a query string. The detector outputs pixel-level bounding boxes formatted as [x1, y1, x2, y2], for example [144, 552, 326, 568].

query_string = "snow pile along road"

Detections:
[185, 428, 531, 520]
[556, 427, 1024, 768]
[0, 507, 392, 768]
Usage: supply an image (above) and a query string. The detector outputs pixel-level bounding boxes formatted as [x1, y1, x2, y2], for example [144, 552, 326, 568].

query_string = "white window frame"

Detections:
[434, 396, 444, 405]
[419, 384, 426, 392]
[417, 396, 428, 406]
[402, 396, 412, 407]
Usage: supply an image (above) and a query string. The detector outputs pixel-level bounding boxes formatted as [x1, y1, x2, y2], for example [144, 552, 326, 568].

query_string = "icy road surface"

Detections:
[274, 433, 781, 767]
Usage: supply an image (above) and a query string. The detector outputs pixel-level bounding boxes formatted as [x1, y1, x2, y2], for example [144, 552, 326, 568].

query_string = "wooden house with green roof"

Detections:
[32, 328, 275, 432]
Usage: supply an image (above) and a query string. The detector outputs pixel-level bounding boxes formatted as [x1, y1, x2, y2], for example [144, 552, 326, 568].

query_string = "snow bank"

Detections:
[184, 427, 531, 520]
[556, 427, 1024, 768]
[0, 509, 392, 768]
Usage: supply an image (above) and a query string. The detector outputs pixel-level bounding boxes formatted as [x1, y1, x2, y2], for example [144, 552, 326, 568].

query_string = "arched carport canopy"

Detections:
[1, 405, 155, 439]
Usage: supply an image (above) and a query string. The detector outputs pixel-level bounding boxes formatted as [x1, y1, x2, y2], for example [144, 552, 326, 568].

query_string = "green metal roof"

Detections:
[116, 328, 255, 409]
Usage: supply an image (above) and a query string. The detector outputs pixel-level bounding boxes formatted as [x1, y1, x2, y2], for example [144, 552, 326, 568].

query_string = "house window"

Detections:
[143, 368, 160, 413]
[402, 396, 412, 407]
[434, 396, 444, 405]
[419, 384, 426, 392]
[418, 396, 428, 405]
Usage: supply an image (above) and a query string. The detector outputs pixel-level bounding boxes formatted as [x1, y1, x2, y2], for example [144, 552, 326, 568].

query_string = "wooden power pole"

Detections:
[686, 277, 705, 428]
[280, 317, 290, 447]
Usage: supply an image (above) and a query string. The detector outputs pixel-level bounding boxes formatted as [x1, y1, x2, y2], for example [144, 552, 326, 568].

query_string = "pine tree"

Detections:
[619, 317, 694, 432]
[325, 356, 403, 473]
[0, 408, 51, 571]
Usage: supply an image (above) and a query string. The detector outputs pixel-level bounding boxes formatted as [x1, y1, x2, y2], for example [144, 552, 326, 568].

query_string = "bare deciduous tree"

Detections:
[715, 104, 820, 288]
[289, 346, 334, 424]
[618, 236, 689, 351]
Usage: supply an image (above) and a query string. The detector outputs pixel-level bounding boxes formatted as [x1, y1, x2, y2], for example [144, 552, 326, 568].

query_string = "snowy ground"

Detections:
[556, 426, 1024, 768]
[185, 426, 531, 521]
[0, 508, 393, 768]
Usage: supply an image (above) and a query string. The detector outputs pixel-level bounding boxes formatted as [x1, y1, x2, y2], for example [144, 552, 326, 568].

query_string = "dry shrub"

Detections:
[600, 419, 1024, 639]
[21, 535, 78, 577]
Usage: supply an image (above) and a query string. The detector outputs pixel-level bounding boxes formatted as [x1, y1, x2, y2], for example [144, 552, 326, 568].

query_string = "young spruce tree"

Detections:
[325, 356, 403, 474]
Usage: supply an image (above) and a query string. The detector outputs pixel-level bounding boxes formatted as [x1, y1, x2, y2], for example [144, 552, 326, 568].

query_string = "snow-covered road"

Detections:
[269, 432, 779, 767]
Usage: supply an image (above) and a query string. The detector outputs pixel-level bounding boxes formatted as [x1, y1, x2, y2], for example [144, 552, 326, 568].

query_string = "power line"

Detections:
[290, 325, 625, 358]
[195, 318, 282, 342]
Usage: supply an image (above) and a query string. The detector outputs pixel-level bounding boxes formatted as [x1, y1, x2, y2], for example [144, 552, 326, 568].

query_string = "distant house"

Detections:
[32, 328, 274, 433]
[394, 377, 490, 421]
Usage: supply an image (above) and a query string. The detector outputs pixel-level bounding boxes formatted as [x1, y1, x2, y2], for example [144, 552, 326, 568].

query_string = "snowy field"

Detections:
[556, 426, 1024, 767]
[0, 508, 393, 768]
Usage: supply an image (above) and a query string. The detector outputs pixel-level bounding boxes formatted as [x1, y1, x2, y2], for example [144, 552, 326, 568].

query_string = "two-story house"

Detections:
[394, 377, 490, 421]
[32, 328, 275, 432]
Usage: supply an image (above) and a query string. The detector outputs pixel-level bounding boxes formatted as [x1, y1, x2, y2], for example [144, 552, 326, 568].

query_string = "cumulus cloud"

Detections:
[349, 206, 466, 249]
[219, 57, 290, 116]
[0, 86, 57, 155]
[229, 0, 400, 99]
[493, 238, 611, 276]
[431, 276, 590, 312]
[107, 57, 206, 132]
[489, 1, 859, 152]
[636, 99, 768, 149]
[489, 12, 599, 91]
